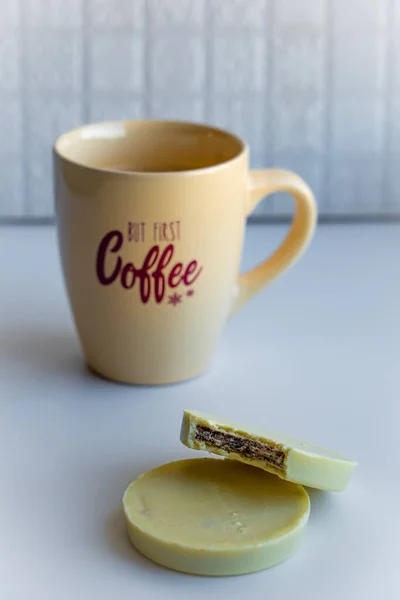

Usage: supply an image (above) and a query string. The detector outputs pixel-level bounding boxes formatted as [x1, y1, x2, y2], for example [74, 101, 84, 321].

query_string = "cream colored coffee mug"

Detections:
[54, 120, 316, 385]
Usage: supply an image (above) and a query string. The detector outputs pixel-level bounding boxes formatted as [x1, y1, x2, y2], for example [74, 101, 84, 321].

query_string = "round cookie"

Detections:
[123, 458, 310, 576]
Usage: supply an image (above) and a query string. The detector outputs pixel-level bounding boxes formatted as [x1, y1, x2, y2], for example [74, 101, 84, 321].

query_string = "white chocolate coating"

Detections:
[123, 458, 310, 576]
[181, 409, 358, 492]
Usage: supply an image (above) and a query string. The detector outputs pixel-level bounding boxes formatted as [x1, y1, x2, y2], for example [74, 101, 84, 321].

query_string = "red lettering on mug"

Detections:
[182, 260, 203, 285]
[96, 230, 123, 285]
[96, 230, 202, 304]
[168, 263, 183, 288]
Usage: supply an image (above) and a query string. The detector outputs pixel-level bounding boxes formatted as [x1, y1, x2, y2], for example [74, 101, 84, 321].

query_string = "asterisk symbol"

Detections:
[186, 289, 194, 297]
[168, 292, 182, 306]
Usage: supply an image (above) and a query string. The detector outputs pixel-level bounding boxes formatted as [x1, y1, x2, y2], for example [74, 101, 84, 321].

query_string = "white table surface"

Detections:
[1, 224, 399, 600]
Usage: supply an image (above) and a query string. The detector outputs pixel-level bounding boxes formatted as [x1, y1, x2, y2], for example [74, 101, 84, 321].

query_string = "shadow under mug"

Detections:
[54, 120, 317, 385]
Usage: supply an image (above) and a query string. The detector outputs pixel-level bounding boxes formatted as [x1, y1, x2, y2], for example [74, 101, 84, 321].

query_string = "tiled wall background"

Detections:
[1, 0, 399, 219]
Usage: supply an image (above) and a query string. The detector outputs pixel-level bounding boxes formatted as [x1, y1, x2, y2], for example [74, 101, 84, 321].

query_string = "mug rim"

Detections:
[53, 119, 248, 177]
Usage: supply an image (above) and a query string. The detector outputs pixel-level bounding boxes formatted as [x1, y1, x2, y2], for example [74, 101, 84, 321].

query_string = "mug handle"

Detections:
[231, 169, 317, 314]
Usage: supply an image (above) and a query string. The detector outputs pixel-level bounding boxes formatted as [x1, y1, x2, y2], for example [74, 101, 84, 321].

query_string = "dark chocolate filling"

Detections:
[195, 426, 286, 471]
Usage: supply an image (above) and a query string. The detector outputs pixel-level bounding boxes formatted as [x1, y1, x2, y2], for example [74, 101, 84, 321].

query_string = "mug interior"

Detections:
[54, 120, 245, 174]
